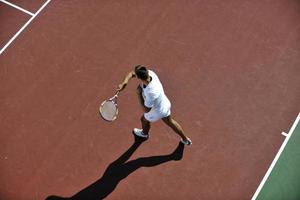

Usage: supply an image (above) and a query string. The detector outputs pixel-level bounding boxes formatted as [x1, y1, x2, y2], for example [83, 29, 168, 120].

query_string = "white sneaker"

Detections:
[133, 128, 149, 138]
[181, 137, 192, 145]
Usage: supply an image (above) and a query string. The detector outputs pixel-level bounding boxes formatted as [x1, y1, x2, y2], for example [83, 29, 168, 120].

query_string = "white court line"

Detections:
[0, 0, 52, 55]
[251, 112, 300, 200]
[0, 0, 34, 16]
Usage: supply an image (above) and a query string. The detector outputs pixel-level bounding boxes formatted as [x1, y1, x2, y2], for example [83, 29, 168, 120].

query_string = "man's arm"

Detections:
[117, 71, 136, 92]
[137, 85, 151, 112]
[143, 91, 155, 109]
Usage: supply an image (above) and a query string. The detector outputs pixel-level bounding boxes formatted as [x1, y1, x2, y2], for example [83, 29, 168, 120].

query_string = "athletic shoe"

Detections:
[133, 128, 149, 138]
[181, 137, 192, 145]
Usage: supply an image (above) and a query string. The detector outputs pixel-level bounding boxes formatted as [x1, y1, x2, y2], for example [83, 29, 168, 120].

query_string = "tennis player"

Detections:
[117, 65, 192, 145]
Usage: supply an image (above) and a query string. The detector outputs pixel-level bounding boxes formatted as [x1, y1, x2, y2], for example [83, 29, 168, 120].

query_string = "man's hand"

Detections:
[117, 71, 135, 92]
[117, 83, 127, 92]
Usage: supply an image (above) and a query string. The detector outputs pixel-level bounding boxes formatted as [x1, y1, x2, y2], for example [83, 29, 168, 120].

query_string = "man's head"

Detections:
[134, 65, 149, 80]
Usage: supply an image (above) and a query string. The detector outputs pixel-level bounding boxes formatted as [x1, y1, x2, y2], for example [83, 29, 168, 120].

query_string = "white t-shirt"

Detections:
[142, 70, 171, 113]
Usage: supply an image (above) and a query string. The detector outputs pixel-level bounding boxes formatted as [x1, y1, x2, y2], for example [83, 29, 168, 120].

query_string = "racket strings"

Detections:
[100, 101, 118, 121]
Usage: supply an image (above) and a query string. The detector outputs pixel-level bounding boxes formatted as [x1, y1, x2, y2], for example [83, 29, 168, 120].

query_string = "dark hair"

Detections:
[134, 65, 149, 80]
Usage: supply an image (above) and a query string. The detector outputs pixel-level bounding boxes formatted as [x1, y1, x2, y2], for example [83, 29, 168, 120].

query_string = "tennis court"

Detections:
[1, 1, 300, 199]
[252, 113, 300, 200]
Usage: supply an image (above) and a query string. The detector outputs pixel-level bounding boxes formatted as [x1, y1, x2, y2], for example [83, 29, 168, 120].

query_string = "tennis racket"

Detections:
[99, 91, 120, 122]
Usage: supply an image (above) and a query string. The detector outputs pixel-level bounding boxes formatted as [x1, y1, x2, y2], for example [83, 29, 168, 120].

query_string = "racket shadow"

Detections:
[46, 134, 185, 200]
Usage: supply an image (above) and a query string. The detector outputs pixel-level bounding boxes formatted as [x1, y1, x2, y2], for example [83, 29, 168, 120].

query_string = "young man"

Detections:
[117, 65, 192, 145]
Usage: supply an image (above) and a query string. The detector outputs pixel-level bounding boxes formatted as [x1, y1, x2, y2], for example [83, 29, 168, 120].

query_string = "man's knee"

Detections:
[141, 115, 149, 123]
[162, 116, 172, 125]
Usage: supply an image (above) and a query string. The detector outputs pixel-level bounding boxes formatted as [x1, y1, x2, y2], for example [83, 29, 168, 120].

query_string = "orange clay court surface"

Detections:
[0, 1, 300, 200]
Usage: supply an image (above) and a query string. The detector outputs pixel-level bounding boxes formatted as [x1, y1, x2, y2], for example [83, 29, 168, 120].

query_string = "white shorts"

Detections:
[144, 107, 171, 122]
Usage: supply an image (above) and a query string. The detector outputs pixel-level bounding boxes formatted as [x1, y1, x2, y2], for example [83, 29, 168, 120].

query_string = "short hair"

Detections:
[134, 65, 149, 80]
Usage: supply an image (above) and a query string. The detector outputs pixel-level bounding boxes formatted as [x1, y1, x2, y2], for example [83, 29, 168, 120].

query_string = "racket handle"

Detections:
[114, 90, 120, 97]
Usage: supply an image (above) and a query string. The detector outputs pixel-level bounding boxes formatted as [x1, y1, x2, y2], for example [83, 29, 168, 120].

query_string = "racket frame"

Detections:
[99, 91, 119, 122]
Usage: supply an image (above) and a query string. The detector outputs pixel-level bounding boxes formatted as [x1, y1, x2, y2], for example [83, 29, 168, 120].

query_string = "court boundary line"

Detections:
[0, 0, 34, 16]
[251, 112, 300, 200]
[0, 0, 52, 55]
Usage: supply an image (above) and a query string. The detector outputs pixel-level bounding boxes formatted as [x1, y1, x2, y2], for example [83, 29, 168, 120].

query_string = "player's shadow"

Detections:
[46, 134, 185, 200]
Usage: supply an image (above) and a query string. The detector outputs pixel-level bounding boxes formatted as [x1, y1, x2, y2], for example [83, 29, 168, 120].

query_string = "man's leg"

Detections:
[141, 115, 150, 135]
[162, 115, 192, 145]
[134, 86, 151, 138]
[133, 115, 150, 138]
